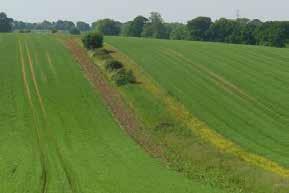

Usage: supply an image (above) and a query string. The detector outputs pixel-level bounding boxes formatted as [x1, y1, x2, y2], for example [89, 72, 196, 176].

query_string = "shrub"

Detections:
[19, 29, 31, 33]
[51, 29, 58, 34]
[105, 60, 123, 72]
[111, 69, 136, 86]
[93, 48, 111, 60]
[69, 27, 81, 35]
[82, 32, 103, 49]
[125, 70, 136, 83]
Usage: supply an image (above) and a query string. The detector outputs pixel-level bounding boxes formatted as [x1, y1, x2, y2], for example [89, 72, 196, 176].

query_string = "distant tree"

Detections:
[120, 21, 132, 36]
[249, 19, 263, 27]
[255, 22, 288, 47]
[125, 16, 148, 37]
[82, 32, 103, 49]
[170, 25, 190, 40]
[35, 20, 54, 30]
[13, 21, 26, 30]
[208, 18, 237, 42]
[92, 19, 121, 36]
[142, 12, 169, 39]
[239, 21, 259, 45]
[165, 23, 183, 36]
[69, 27, 81, 35]
[77, 21, 90, 31]
[236, 18, 250, 25]
[0, 12, 13, 32]
[187, 17, 212, 41]
[55, 20, 75, 31]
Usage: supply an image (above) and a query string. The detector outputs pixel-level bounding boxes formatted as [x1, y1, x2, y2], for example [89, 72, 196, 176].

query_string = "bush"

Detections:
[82, 32, 103, 49]
[19, 29, 31, 33]
[126, 70, 136, 83]
[105, 60, 123, 72]
[93, 48, 111, 60]
[111, 69, 136, 86]
[69, 27, 81, 35]
[51, 29, 58, 34]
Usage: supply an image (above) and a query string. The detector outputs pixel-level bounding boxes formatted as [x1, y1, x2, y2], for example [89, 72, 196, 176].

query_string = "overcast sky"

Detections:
[2, 0, 289, 23]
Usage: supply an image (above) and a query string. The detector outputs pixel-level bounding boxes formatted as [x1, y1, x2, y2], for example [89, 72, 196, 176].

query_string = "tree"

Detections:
[0, 12, 13, 32]
[77, 21, 90, 31]
[120, 21, 132, 36]
[35, 20, 54, 30]
[125, 16, 148, 37]
[142, 12, 169, 39]
[69, 27, 81, 35]
[170, 25, 190, 40]
[92, 19, 121, 36]
[55, 20, 75, 31]
[187, 17, 212, 41]
[82, 32, 103, 49]
[255, 22, 288, 47]
[208, 18, 237, 42]
[13, 21, 26, 30]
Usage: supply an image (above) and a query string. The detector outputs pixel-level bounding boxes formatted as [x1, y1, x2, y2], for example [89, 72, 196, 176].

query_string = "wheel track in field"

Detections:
[105, 43, 289, 178]
[24, 42, 80, 193]
[46, 52, 57, 76]
[161, 48, 289, 124]
[18, 40, 48, 193]
[157, 48, 289, 150]
[146, 50, 286, 153]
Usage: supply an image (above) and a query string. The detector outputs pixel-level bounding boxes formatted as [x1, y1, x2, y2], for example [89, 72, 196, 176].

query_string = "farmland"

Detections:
[106, 36, 289, 168]
[0, 33, 224, 193]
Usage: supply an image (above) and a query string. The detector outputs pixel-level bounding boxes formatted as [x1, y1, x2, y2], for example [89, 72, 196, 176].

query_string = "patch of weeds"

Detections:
[93, 48, 111, 60]
[105, 59, 124, 72]
[92, 48, 137, 86]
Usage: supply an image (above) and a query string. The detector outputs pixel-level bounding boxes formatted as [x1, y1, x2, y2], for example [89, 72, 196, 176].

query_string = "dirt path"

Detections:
[64, 39, 162, 155]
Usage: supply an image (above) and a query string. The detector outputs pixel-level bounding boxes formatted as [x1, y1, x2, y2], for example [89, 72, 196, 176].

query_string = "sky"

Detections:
[2, 0, 289, 23]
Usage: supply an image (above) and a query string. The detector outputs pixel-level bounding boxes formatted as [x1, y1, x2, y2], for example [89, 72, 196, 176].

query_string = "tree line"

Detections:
[2, 11, 289, 47]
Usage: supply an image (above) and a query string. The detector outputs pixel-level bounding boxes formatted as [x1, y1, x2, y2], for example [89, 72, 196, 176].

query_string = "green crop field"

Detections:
[106, 36, 289, 168]
[0, 33, 224, 193]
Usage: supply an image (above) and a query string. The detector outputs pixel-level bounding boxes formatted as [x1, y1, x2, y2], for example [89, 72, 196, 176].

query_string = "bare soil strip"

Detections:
[18, 40, 48, 193]
[65, 38, 163, 156]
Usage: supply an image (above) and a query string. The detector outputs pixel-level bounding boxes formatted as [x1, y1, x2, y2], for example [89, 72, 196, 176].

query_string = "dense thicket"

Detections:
[69, 27, 81, 35]
[0, 12, 13, 32]
[13, 19, 90, 32]
[77, 21, 91, 31]
[82, 32, 103, 49]
[121, 13, 289, 48]
[7, 10, 289, 47]
[92, 19, 121, 36]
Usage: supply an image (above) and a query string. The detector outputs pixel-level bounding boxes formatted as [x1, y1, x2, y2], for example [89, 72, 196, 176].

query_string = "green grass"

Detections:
[0, 33, 225, 193]
[106, 36, 289, 168]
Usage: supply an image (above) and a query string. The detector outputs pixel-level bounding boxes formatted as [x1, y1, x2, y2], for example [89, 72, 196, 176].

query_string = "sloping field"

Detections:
[0, 34, 223, 193]
[106, 36, 289, 168]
